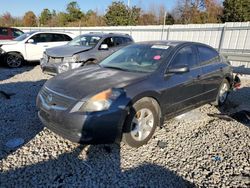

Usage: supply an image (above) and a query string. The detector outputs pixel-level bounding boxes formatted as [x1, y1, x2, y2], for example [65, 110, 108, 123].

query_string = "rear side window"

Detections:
[123, 37, 133, 43]
[12, 29, 23, 37]
[0, 28, 8, 36]
[198, 45, 219, 64]
[113, 37, 124, 46]
[52, 34, 68, 42]
[171, 46, 197, 68]
[63, 34, 72, 41]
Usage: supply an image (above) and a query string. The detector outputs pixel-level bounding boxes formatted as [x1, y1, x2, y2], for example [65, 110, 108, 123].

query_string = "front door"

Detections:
[161, 45, 204, 115]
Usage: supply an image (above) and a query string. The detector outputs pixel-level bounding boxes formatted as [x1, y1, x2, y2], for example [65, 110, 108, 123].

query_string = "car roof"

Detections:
[82, 32, 132, 38]
[27, 31, 74, 35]
[136, 40, 215, 49]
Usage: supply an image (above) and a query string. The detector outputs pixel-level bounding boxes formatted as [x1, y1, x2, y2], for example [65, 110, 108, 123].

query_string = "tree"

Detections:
[40, 9, 52, 26]
[23, 11, 37, 26]
[105, 1, 130, 25]
[173, 0, 222, 24]
[203, 0, 222, 23]
[0, 12, 13, 26]
[82, 10, 106, 26]
[139, 13, 157, 25]
[222, 0, 250, 22]
[66, 1, 83, 22]
[105, 1, 141, 26]
[165, 13, 175, 25]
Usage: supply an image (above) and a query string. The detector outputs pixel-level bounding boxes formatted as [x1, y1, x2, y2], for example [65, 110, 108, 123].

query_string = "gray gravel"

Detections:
[0, 65, 250, 187]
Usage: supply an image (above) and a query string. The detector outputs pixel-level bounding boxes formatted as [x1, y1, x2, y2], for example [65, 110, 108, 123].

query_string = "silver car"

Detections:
[40, 32, 134, 75]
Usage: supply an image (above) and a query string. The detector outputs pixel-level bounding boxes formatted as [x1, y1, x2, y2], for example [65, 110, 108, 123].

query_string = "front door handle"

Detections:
[197, 75, 201, 79]
[43, 45, 48, 47]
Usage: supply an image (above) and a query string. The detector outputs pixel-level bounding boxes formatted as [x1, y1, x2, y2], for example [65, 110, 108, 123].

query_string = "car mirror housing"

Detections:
[100, 44, 108, 50]
[166, 65, 189, 74]
[27, 39, 34, 44]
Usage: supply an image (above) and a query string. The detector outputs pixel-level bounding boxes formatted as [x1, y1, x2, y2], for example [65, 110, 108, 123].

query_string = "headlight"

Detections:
[70, 89, 122, 113]
[64, 56, 73, 63]
[73, 54, 80, 62]
[64, 54, 81, 63]
[58, 63, 69, 73]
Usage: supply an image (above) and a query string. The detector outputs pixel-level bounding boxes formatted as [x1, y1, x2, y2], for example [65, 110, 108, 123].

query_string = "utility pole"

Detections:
[161, 11, 167, 40]
[128, 0, 130, 8]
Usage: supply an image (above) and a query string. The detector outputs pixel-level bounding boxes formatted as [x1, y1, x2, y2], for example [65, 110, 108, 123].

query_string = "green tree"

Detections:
[23, 11, 37, 26]
[57, 12, 68, 26]
[222, 0, 250, 22]
[39, 9, 52, 26]
[165, 13, 175, 25]
[105, 1, 141, 26]
[66, 1, 83, 22]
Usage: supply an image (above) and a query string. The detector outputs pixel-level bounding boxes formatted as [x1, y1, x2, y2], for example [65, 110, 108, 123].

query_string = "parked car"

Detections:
[40, 32, 134, 75]
[37, 41, 235, 148]
[0, 27, 23, 41]
[0, 31, 75, 68]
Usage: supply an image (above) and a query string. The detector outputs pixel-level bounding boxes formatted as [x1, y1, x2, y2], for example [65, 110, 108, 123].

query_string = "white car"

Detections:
[0, 31, 75, 68]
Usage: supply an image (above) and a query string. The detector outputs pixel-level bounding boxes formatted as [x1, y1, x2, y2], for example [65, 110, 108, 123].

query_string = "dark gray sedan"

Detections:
[37, 41, 235, 148]
[40, 33, 134, 75]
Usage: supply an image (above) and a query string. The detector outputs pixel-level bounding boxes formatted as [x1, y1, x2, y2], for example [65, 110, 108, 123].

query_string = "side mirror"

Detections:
[100, 44, 108, 50]
[27, 39, 34, 44]
[166, 65, 189, 74]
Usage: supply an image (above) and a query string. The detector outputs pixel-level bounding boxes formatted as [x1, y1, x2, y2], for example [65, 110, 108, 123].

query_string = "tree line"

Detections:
[0, 0, 249, 27]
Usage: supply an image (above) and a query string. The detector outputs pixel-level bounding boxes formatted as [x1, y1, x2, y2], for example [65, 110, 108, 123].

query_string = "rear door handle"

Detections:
[197, 75, 201, 79]
[43, 45, 48, 47]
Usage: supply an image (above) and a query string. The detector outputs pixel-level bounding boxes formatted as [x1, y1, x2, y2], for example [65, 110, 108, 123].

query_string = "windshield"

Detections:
[100, 44, 172, 73]
[68, 35, 101, 47]
[13, 32, 35, 41]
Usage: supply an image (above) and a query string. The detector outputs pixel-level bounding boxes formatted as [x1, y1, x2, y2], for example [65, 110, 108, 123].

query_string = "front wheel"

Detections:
[122, 98, 159, 148]
[84, 60, 97, 66]
[215, 79, 230, 106]
[5, 52, 24, 68]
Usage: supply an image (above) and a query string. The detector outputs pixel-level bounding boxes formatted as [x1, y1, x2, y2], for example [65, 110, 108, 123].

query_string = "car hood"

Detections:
[46, 45, 93, 57]
[44, 65, 148, 100]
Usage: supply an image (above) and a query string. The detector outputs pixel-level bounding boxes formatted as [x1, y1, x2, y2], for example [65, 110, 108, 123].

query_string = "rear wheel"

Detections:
[122, 98, 159, 148]
[5, 52, 24, 68]
[216, 79, 230, 106]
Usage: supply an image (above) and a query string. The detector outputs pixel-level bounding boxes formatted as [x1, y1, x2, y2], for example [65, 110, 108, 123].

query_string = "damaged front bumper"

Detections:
[40, 58, 83, 75]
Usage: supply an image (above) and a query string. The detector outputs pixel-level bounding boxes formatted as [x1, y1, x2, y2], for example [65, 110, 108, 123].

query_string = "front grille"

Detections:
[40, 86, 77, 109]
[48, 56, 64, 63]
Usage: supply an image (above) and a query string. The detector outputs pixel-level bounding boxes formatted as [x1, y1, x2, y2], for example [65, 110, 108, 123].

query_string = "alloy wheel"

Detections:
[131, 108, 154, 141]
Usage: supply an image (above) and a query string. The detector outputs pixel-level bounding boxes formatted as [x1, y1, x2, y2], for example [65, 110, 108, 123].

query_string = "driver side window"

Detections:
[170, 46, 197, 68]
[101, 37, 114, 48]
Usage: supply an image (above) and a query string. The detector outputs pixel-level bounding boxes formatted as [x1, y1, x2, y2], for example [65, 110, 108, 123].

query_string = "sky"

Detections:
[0, 0, 176, 17]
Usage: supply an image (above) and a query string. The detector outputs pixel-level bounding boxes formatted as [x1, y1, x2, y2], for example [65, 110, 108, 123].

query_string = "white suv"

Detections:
[0, 31, 75, 68]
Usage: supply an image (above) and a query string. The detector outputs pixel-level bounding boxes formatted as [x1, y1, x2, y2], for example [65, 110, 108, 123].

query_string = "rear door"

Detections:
[0, 28, 11, 40]
[196, 45, 223, 101]
[162, 45, 204, 115]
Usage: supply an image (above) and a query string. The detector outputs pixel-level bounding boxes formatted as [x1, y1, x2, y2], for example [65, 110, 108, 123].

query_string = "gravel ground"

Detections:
[0, 65, 249, 187]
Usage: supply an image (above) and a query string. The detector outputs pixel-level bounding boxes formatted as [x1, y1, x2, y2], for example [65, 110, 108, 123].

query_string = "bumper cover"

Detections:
[37, 97, 128, 144]
[40, 58, 83, 75]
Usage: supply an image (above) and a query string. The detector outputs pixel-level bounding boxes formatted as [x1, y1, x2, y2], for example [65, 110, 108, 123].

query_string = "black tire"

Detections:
[84, 60, 97, 66]
[5, 52, 24, 68]
[215, 79, 230, 106]
[122, 98, 159, 148]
